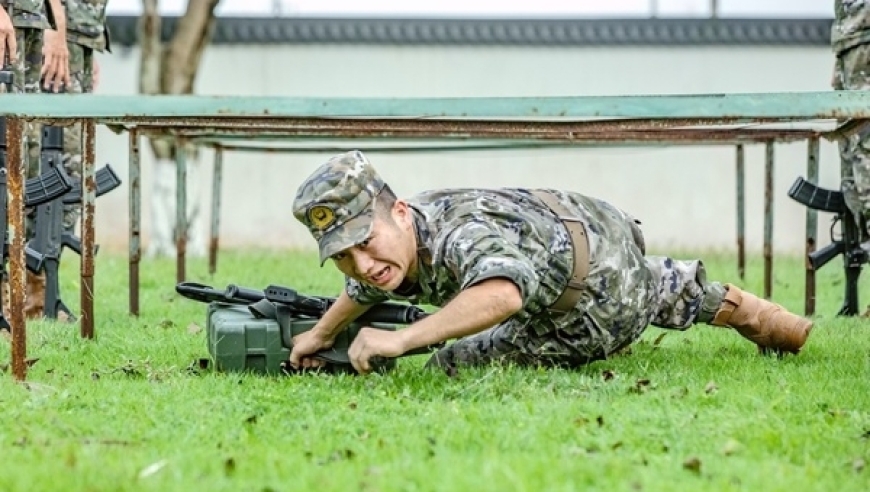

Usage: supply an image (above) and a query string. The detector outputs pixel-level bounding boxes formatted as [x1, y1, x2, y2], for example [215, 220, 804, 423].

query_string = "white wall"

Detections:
[91, 43, 842, 255]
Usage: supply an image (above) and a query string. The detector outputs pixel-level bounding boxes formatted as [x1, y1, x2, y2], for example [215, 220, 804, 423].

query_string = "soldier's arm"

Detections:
[0, 5, 16, 65]
[396, 278, 522, 353]
[397, 222, 536, 352]
[309, 289, 373, 340]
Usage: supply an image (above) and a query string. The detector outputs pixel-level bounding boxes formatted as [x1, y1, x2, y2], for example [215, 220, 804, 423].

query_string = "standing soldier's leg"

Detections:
[61, 42, 88, 232]
[1, 28, 44, 320]
[834, 45, 870, 225]
[0, 28, 33, 319]
[21, 27, 45, 319]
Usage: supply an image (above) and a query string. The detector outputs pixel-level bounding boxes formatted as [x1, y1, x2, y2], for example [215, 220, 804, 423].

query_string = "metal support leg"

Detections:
[735, 144, 745, 280]
[6, 118, 26, 380]
[805, 137, 820, 316]
[175, 142, 187, 284]
[208, 146, 223, 276]
[763, 141, 774, 300]
[128, 129, 141, 316]
[81, 119, 96, 340]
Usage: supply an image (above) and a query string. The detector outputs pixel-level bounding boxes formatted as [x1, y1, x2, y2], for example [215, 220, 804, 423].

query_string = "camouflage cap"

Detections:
[293, 150, 386, 265]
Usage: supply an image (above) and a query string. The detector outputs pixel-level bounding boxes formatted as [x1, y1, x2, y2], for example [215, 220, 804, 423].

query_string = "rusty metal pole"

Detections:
[128, 129, 141, 316]
[735, 144, 746, 280]
[763, 141, 775, 300]
[81, 119, 97, 339]
[175, 140, 187, 284]
[805, 137, 820, 316]
[208, 145, 223, 276]
[6, 118, 26, 380]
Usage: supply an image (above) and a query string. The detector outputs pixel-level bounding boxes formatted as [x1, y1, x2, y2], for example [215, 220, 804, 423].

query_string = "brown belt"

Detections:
[530, 190, 590, 314]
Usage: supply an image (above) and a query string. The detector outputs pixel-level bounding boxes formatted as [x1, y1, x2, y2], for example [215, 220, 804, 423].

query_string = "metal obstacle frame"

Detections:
[0, 90, 864, 380]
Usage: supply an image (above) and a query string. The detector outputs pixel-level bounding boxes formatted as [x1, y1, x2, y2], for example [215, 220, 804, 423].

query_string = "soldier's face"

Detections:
[330, 201, 417, 291]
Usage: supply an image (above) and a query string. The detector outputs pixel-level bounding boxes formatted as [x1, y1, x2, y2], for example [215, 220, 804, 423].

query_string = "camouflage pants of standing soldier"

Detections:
[2, 28, 43, 164]
[833, 44, 870, 224]
[1, 27, 43, 319]
[426, 196, 729, 370]
[25, 42, 92, 234]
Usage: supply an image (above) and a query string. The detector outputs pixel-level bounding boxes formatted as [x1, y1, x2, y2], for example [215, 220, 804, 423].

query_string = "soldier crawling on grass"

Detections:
[287, 151, 814, 375]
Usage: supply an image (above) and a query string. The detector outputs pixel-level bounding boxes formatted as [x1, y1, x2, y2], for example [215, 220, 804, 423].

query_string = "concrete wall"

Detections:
[91, 43, 841, 255]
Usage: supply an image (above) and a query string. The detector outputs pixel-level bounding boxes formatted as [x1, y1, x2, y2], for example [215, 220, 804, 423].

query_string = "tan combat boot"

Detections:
[711, 284, 812, 354]
[24, 271, 46, 319]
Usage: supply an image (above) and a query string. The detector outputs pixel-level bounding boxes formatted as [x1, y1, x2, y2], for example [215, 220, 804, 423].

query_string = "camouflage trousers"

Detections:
[0, 27, 43, 94]
[833, 43, 870, 223]
[426, 197, 728, 371]
[1, 27, 42, 163]
[1, 28, 42, 232]
[25, 41, 93, 235]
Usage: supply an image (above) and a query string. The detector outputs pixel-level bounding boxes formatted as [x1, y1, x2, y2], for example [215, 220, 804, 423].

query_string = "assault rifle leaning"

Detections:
[788, 176, 868, 316]
[176, 281, 443, 375]
[0, 122, 74, 329]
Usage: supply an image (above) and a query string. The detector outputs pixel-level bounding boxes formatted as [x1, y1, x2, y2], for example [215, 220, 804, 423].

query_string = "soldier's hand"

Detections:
[0, 6, 16, 68]
[287, 329, 335, 371]
[40, 29, 69, 92]
[92, 57, 100, 91]
[348, 328, 406, 375]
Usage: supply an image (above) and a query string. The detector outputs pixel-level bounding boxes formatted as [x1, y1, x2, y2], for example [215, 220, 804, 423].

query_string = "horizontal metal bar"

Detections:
[111, 116, 830, 132]
[137, 125, 820, 143]
[198, 138, 809, 153]
[1, 92, 870, 120]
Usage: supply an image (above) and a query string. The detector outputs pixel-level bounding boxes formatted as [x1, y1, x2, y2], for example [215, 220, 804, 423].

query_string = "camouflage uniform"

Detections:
[293, 151, 730, 370]
[832, 0, 870, 222]
[4, 1, 50, 230]
[0, 1, 49, 94]
[55, 0, 109, 230]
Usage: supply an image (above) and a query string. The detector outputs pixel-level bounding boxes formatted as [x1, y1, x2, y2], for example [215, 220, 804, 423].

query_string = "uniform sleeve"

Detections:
[344, 276, 390, 305]
[440, 221, 541, 308]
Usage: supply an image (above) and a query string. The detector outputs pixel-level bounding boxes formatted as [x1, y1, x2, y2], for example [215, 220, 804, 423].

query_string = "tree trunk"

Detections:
[139, 0, 220, 161]
[138, 0, 220, 258]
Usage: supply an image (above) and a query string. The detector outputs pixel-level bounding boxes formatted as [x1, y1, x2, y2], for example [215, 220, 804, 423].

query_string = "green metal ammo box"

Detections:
[206, 302, 398, 375]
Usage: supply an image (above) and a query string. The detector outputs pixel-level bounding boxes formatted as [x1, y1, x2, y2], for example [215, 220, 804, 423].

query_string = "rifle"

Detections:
[176, 281, 443, 374]
[788, 176, 867, 316]
[23, 111, 122, 321]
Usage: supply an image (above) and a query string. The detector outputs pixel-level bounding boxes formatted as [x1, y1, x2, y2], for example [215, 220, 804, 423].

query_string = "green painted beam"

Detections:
[0, 92, 868, 120]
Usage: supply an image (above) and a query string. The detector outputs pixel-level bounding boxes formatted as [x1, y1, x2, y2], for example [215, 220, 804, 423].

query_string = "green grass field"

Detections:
[0, 248, 867, 492]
